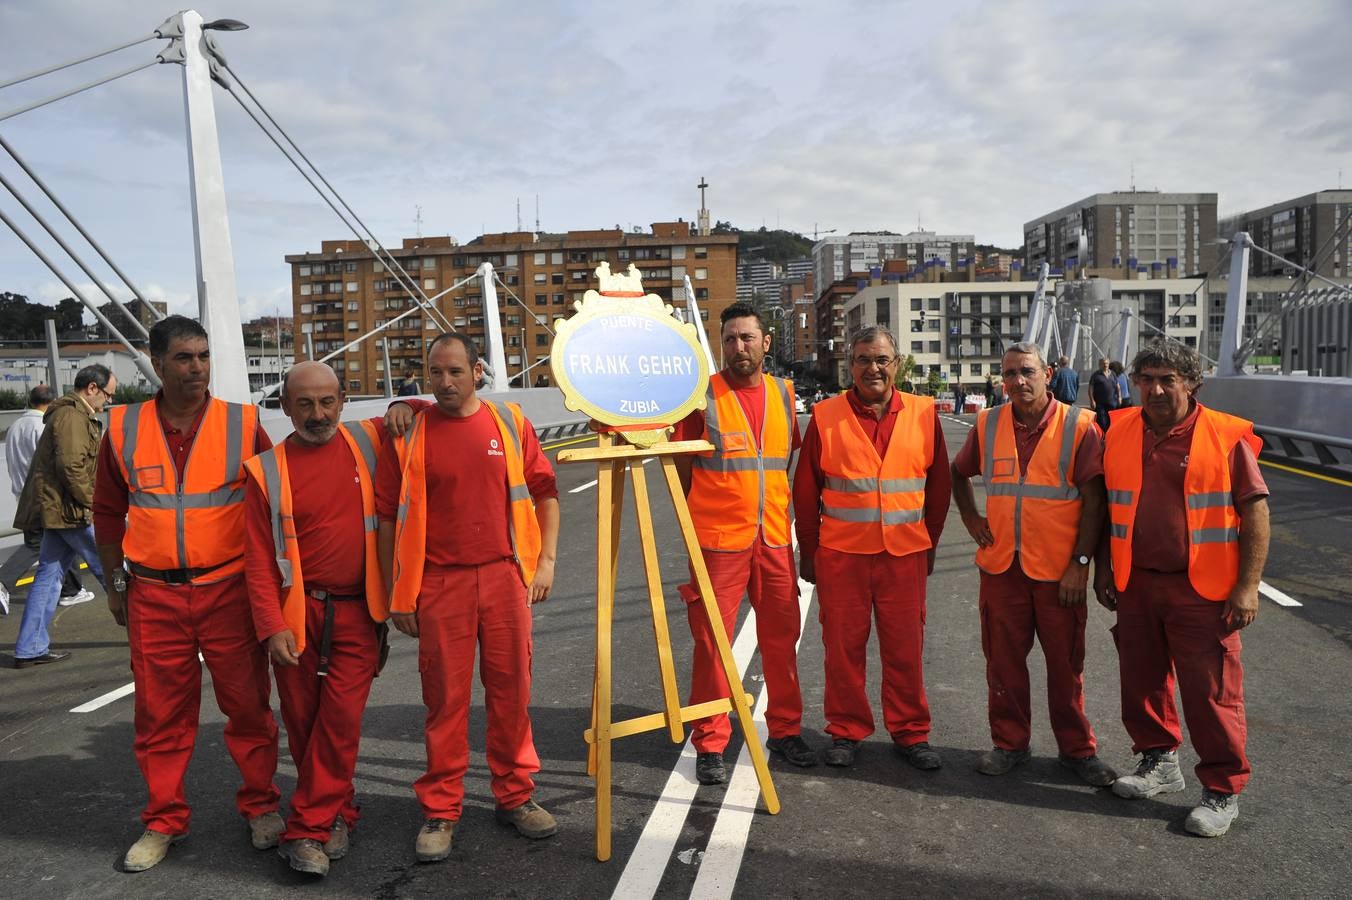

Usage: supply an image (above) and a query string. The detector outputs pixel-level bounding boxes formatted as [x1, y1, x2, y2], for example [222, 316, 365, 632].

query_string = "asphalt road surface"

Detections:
[1, 415, 1349, 899]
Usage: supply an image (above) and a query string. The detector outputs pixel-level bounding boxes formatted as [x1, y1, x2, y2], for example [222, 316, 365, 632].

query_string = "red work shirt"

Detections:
[92, 392, 273, 547]
[793, 388, 951, 559]
[672, 377, 803, 452]
[1129, 402, 1268, 574]
[952, 394, 1104, 485]
[374, 401, 558, 568]
[244, 427, 371, 641]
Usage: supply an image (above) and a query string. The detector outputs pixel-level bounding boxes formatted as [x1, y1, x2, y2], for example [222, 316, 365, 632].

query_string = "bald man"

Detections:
[243, 362, 389, 877]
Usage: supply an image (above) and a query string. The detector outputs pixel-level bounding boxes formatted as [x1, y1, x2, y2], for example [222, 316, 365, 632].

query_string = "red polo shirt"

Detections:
[374, 400, 558, 568]
[952, 393, 1104, 485]
[793, 388, 951, 559]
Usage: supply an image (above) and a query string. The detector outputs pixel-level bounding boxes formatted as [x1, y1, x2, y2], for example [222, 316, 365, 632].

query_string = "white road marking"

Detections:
[69, 652, 206, 713]
[1259, 581, 1302, 607]
[70, 681, 135, 713]
[690, 574, 813, 900]
[610, 532, 811, 900]
[570, 479, 599, 493]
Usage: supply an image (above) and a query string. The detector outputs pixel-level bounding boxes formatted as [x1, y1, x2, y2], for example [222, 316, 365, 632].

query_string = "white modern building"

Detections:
[813, 230, 977, 301]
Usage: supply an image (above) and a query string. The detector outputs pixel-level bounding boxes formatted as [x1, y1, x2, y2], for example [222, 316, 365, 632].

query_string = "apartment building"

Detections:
[813, 230, 976, 299]
[285, 221, 737, 395]
[1023, 191, 1218, 277]
[1219, 189, 1352, 277]
[834, 273, 1207, 390]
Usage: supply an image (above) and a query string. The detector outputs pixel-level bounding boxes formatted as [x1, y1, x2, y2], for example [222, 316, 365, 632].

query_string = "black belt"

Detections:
[127, 557, 239, 585]
[307, 588, 364, 678]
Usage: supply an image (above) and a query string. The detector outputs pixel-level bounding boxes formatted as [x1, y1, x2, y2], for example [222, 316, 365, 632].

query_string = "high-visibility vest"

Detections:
[974, 401, 1094, 581]
[389, 401, 541, 613]
[108, 397, 256, 583]
[814, 392, 934, 556]
[688, 372, 795, 551]
[1103, 404, 1262, 601]
[242, 420, 388, 652]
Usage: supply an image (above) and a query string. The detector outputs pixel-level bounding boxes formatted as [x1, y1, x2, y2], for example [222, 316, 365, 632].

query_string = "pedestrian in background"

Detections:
[2, 384, 94, 614]
[1109, 361, 1132, 407]
[1088, 358, 1117, 431]
[1050, 356, 1080, 405]
[12, 366, 116, 667]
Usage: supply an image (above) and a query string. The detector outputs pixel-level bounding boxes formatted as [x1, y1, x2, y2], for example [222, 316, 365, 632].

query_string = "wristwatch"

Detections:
[111, 572, 128, 593]
[1075, 554, 1091, 566]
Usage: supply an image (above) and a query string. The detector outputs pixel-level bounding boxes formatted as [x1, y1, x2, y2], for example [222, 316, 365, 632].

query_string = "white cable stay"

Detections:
[0, 59, 158, 123]
[0, 32, 156, 91]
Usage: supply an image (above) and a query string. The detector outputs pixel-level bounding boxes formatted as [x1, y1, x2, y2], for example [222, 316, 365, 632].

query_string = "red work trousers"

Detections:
[978, 564, 1096, 758]
[680, 536, 803, 754]
[413, 559, 540, 820]
[273, 594, 380, 842]
[1115, 568, 1250, 794]
[816, 546, 930, 745]
[127, 574, 280, 834]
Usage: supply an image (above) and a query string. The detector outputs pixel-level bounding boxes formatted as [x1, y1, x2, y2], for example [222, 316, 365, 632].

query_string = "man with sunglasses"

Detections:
[12, 364, 116, 667]
[951, 343, 1116, 786]
[794, 325, 951, 769]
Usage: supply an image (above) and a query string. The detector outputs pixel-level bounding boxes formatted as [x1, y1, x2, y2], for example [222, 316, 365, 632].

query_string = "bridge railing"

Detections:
[1254, 425, 1352, 471]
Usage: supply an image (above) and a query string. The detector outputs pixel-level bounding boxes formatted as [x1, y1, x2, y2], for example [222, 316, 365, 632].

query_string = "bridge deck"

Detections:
[1, 415, 1348, 899]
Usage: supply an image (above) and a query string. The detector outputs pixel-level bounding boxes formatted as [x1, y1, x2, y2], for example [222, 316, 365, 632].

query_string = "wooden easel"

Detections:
[558, 432, 781, 862]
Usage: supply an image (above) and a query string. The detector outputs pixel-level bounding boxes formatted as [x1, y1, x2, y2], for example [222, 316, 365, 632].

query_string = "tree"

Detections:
[55, 297, 85, 332]
[894, 353, 917, 388]
[926, 368, 944, 396]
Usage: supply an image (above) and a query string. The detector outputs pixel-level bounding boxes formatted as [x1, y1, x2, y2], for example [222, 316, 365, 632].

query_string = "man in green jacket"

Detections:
[12, 364, 117, 667]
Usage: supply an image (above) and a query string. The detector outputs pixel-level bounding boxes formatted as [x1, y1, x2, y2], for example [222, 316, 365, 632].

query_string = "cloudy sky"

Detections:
[0, 0, 1348, 323]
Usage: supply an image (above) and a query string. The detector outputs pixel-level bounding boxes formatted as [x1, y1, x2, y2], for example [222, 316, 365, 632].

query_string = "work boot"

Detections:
[766, 734, 818, 767]
[823, 738, 858, 768]
[324, 818, 349, 860]
[415, 819, 454, 863]
[696, 752, 728, 785]
[1112, 749, 1185, 799]
[249, 810, 285, 850]
[1060, 754, 1119, 787]
[896, 741, 942, 770]
[976, 747, 1030, 776]
[495, 798, 558, 839]
[123, 829, 186, 873]
[279, 838, 329, 876]
[1184, 789, 1240, 837]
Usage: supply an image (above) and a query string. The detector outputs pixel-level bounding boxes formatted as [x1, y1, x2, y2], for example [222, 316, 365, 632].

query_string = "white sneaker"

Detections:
[0, 584, 9, 615]
[58, 588, 95, 607]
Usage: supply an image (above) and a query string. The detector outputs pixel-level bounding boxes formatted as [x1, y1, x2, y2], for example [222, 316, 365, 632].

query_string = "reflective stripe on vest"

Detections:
[688, 373, 794, 551]
[814, 392, 934, 556]
[974, 401, 1090, 580]
[390, 402, 542, 613]
[243, 420, 388, 652]
[109, 397, 253, 581]
[1103, 404, 1259, 601]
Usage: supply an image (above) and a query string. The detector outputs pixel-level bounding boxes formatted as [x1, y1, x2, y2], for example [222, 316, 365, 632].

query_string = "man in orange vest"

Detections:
[375, 332, 560, 863]
[793, 325, 951, 769]
[671, 302, 810, 786]
[242, 361, 387, 876]
[93, 315, 282, 872]
[1097, 340, 1269, 838]
[951, 342, 1117, 786]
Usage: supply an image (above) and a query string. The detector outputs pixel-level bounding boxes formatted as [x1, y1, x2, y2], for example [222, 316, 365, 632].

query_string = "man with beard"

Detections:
[376, 332, 561, 863]
[671, 301, 811, 785]
[243, 361, 387, 876]
[794, 325, 951, 769]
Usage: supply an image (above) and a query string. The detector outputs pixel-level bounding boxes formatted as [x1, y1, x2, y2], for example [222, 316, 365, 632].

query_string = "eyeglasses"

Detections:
[852, 355, 896, 369]
[97, 386, 115, 401]
[1001, 367, 1041, 380]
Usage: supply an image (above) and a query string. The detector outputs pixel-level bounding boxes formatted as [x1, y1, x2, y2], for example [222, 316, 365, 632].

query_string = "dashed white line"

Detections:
[70, 681, 136, 713]
[1259, 581, 1302, 607]
[570, 479, 599, 494]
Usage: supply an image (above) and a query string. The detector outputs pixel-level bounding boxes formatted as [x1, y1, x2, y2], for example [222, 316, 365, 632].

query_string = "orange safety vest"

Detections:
[688, 372, 795, 551]
[242, 420, 388, 652]
[389, 401, 542, 614]
[108, 397, 256, 584]
[814, 392, 934, 556]
[974, 401, 1094, 581]
[1103, 404, 1262, 601]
